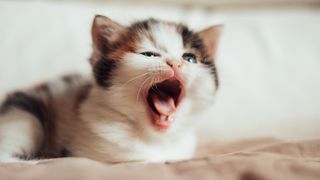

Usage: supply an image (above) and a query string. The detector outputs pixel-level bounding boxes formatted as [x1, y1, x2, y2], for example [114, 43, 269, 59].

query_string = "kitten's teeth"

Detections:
[160, 115, 167, 121]
[167, 115, 174, 122]
[159, 115, 174, 122]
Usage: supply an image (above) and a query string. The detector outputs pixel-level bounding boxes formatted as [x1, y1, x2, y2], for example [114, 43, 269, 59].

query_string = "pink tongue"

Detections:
[152, 92, 176, 121]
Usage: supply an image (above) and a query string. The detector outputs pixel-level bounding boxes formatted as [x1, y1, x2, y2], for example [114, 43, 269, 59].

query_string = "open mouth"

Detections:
[146, 78, 184, 130]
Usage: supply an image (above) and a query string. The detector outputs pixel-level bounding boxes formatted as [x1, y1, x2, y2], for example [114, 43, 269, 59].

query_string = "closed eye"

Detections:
[140, 51, 161, 57]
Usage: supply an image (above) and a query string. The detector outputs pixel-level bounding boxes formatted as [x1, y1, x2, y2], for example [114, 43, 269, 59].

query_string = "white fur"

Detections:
[0, 109, 43, 163]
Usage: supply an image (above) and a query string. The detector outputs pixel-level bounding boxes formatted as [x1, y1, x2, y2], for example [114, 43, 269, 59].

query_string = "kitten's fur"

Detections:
[0, 15, 221, 163]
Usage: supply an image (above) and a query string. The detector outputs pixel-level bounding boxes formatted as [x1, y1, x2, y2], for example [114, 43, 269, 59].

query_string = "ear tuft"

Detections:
[93, 15, 113, 26]
[197, 25, 223, 62]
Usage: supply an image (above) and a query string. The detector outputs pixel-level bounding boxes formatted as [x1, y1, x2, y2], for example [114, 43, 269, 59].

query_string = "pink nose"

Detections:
[166, 60, 182, 69]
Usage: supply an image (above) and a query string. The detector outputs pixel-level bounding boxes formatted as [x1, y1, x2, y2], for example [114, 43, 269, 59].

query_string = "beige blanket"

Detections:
[1, 138, 319, 180]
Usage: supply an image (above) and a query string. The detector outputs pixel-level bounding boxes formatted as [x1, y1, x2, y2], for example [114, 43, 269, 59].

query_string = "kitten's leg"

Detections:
[0, 108, 44, 163]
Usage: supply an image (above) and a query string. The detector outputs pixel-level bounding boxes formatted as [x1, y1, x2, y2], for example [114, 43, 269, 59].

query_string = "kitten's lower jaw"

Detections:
[146, 77, 185, 131]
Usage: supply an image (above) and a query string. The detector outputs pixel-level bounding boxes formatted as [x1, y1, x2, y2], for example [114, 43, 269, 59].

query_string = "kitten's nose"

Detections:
[166, 60, 182, 69]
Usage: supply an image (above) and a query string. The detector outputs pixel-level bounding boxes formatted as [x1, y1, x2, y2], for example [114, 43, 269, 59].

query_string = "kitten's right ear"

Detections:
[91, 15, 124, 54]
[197, 25, 223, 63]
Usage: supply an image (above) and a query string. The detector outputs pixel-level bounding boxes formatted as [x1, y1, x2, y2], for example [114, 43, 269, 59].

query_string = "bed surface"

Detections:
[1, 138, 320, 180]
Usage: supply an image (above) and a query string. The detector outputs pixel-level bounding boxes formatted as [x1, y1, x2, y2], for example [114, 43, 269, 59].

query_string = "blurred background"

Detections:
[0, 0, 320, 142]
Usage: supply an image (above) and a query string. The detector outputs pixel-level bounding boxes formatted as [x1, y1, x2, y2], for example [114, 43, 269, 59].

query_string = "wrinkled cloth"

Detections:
[1, 139, 319, 180]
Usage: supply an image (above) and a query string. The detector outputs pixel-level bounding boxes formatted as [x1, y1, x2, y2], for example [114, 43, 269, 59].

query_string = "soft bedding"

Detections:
[1, 138, 319, 180]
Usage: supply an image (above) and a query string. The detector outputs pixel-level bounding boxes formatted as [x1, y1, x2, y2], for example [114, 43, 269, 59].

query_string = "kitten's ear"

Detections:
[91, 15, 124, 54]
[197, 25, 223, 62]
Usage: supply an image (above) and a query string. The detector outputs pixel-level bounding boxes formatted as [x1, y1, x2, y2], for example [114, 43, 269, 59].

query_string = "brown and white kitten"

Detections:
[0, 15, 222, 163]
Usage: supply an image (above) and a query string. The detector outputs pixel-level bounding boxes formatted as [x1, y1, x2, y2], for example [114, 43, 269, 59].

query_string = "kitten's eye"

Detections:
[140, 52, 160, 57]
[182, 53, 197, 63]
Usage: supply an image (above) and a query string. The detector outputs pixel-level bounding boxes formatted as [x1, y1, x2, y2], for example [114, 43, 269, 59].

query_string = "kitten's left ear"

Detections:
[197, 25, 223, 62]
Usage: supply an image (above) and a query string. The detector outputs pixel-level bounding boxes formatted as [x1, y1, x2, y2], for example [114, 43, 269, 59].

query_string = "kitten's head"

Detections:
[90, 15, 222, 133]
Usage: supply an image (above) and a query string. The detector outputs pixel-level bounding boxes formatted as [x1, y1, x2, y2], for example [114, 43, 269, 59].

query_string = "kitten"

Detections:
[0, 15, 222, 163]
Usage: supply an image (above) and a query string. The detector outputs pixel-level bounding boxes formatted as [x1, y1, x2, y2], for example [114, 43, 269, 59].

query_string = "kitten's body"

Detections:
[0, 16, 221, 163]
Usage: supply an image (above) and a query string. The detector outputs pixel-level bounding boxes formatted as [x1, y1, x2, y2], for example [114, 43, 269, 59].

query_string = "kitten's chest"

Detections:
[131, 133, 196, 162]
[73, 124, 196, 163]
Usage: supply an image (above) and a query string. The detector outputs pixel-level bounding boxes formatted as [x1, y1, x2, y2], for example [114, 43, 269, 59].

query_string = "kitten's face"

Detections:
[91, 15, 221, 132]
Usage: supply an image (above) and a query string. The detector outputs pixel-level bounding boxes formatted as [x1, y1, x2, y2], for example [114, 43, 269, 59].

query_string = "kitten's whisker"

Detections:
[135, 76, 152, 105]
[154, 84, 161, 94]
[121, 72, 150, 88]
[150, 78, 156, 92]
[152, 76, 162, 94]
